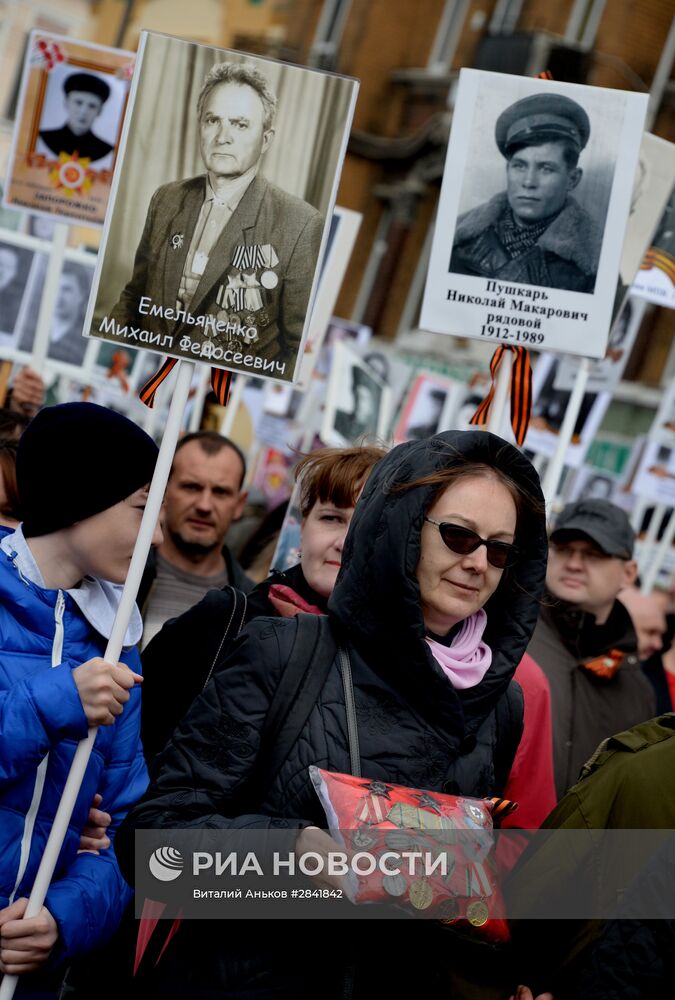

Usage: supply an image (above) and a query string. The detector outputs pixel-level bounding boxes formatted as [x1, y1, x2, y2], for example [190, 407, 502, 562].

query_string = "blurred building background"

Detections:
[0, 0, 673, 439]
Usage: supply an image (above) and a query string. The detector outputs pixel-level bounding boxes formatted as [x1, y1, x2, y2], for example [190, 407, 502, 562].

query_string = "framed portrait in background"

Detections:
[4, 32, 134, 226]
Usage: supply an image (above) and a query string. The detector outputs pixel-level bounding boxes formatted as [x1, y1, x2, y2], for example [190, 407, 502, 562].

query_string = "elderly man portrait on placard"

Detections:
[450, 93, 601, 292]
[109, 61, 323, 373]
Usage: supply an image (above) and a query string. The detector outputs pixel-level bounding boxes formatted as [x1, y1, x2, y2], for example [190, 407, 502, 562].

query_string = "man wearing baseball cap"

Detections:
[450, 92, 601, 292]
[526, 498, 655, 798]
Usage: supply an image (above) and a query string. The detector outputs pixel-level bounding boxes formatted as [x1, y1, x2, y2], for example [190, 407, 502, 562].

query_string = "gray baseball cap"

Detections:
[550, 499, 635, 559]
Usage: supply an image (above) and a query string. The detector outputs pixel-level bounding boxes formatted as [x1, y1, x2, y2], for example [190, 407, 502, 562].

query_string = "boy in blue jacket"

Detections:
[0, 403, 160, 992]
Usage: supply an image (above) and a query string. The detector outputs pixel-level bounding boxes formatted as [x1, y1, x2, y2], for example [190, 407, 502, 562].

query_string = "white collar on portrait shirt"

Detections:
[50, 318, 73, 343]
[206, 164, 258, 211]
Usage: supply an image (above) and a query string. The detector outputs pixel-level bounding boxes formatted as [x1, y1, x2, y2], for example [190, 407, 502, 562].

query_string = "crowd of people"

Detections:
[0, 372, 673, 1000]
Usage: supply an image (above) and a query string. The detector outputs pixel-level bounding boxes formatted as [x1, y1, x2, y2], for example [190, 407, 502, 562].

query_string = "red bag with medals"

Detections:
[309, 766, 515, 942]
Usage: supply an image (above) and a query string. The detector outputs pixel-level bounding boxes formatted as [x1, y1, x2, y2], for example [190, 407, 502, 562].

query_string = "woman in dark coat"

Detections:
[140, 445, 386, 760]
[117, 430, 548, 997]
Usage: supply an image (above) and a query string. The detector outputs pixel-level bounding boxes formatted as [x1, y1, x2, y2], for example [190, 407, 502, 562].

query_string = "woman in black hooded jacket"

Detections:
[116, 430, 547, 997]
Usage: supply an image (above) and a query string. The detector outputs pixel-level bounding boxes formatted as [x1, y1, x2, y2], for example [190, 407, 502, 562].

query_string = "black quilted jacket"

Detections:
[116, 430, 548, 997]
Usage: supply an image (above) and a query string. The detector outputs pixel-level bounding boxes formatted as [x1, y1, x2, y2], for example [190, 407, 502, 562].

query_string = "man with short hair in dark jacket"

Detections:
[526, 499, 655, 799]
[137, 430, 253, 649]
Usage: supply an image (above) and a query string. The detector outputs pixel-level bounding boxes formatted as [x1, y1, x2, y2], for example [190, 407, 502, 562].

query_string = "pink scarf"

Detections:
[425, 609, 492, 689]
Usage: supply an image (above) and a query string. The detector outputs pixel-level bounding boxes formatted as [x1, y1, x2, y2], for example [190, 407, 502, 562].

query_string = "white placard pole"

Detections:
[28, 224, 69, 373]
[188, 368, 210, 433]
[641, 507, 675, 595]
[0, 359, 195, 1000]
[637, 502, 667, 578]
[542, 357, 590, 508]
[486, 349, 512, 435]
[631, 495, 649, 532]
[219, 375, 246, 438]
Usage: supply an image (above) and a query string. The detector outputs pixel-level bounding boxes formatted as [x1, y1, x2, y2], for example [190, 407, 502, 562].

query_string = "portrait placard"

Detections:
[632, 184, 675, 311]
[646, 378, 675, 449]
[17, 256, 95, 369]
[85, 31, 358, 384]
[392, 372, 463, 444]
[567, 465, 620, 504]
[322, 341, 390, 447]
[270, 481, 303, 574]
[633, 440, 675, 507]
[295, 206, 362, 389]
[4, 32, 134, 227]
[616, 134, 675, 314]
[0, 239, 41, 347]
[552, 295, 645, 393]
[421, 69, 648, 358]
[522, 353, 611, 467]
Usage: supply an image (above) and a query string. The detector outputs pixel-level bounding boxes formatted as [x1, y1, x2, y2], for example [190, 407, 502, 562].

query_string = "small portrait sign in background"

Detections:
[4, 32, 133, 227]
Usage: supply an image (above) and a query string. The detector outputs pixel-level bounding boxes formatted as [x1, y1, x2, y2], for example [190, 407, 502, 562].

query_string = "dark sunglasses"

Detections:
[424, 518, 519, 569]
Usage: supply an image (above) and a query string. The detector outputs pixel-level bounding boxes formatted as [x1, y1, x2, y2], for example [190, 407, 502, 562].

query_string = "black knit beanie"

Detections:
[17, 403, 159, 538]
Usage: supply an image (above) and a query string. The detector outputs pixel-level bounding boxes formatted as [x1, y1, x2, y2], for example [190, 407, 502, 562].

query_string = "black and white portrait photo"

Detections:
[633, 183, 675, 309]
[553, 295, 645, 394]
[0, 242, 35, 345]
[450, 92, 603, 293]
[650, 378, 675, 448]
[523, 353, 611, 467]
[19, 259, 94, 367]
[35, 66, 126, 170]
[4, 33, 133, 227]
[635, 440, 675, 508]
[616, 134, 675, 307]
[421, 69, 648, 358]
[323, 341, 389, 446]
[394, 373, 454, 444]
[295, 205, 362, 389]
[569, 467, 619, 503]
[88, 32, 358, 383]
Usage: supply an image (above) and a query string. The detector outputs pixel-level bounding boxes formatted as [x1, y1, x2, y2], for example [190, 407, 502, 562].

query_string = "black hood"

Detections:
[328, 430, 548, 740]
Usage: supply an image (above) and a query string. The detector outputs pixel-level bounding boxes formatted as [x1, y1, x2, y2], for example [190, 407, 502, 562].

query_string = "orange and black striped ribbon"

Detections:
[485, 796, 519, 822]
[139, 359, 233, 408]
[639, 247, 675, 282]
[469, 345, 533, 446]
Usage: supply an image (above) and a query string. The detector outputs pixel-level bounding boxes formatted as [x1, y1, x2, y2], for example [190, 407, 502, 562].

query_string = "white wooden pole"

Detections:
[0, 359, 195, 1000]
[29, 224, 69, 373]
[637, 502, 667, 578]
[631, 494, 649, 532]
[219, 375, 245, 437]
[486, 349, 512, 435]
[187, 367, 210, 433]
[641, 508, 675, 595]
[542, 357, 590, 508]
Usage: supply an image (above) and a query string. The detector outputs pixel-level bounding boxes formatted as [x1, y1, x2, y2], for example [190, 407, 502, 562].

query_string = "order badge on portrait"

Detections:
[83, 31, 358, 385]
[420, 69, 648, 360]
[3, 32, 134, 228]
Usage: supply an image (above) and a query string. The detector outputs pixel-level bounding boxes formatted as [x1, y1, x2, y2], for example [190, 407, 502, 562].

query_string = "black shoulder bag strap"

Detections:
[247, 613, 362, 805]
[201, 585, 248, 691]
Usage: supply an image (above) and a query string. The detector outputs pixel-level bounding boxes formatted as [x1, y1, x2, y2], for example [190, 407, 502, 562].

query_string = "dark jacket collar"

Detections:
[540, 590, 638, 661]
[454, 192, 600, 275]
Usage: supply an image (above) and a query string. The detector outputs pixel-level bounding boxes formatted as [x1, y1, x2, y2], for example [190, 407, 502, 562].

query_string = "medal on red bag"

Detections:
[382, 873, 407, 898]
[437, 897, 460, 921]
[408, 879, 434, 910]
[351, 827, 376, 850]
[466, 900, 489, 927]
